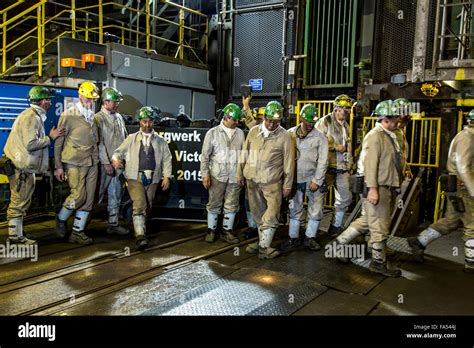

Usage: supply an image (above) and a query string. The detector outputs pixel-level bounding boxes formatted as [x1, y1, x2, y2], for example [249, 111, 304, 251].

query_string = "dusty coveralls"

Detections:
[237, 124, 295, 250]
[95, 106, 128, 229]
[336, 123, 403, 265]
[54, 102, 99, 240]
[315, 112, 353, 228]
[4, 105, 51, 242]
[287, 125, 328, 239]
[200, 121, 245, 236]
[112, 130, 172, 238]
[413, 126, 474, 270]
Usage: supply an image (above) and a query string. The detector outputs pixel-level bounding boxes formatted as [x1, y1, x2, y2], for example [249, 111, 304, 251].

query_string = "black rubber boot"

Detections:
[55, 218, 68, 238]
[369, 260, 402, 277]
[304, 237, 321, 251]
[407, 237, 425, 263]
[136, 235, 148, 250]
[280, 238, 301, 252]
[327, 225, 343, 237]
[221, 229, 239, 244]
[205, 229, 217, 243]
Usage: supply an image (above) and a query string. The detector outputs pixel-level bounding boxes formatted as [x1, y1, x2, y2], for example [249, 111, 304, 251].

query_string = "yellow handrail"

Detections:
[161, 0, 207, 17]
[42, 10, 70, 27]
[1, 31, 69, 77]
[433, 177, 446, 222]
[5, 26, 37, 51]
[2, 12, 6, 72]
[0, 1, 45, 29]
[362, 116, 442, 168]
[4, 15, 36, 34]
[98, 0, 103, 44]
[37, 5, 42, 76]
[0, 0, 26, 15]
[1, 0, 209, 76]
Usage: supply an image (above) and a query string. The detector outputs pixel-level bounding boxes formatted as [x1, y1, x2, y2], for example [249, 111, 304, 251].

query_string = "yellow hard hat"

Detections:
[334, 94, 354, 108]
[78, 81, 100, 99]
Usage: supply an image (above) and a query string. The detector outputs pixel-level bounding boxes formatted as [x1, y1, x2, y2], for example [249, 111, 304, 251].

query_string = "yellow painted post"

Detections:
[41, 1, 45, 53]
[121, 24, 125, 45]
[85, 12, 89, 41]
[71, 0, 76, 39]
[99, 0, 103, 44]
[37, 6, 42, 77]
[427, 120, 432, 167]
[435, 118, 441, 167]
[179, 9, 184, 60]
[349, 107, 354, 143]
[2, 12, 6, 74]
[145, 0, 150, 53]
[410, 119, 416, 164]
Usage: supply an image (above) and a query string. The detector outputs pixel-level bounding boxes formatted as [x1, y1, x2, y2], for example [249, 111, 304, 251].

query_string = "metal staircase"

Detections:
[0, 0, 208, 82]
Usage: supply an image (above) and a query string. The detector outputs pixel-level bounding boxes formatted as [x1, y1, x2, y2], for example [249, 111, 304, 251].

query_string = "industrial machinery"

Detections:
[1, 0, 473, 231]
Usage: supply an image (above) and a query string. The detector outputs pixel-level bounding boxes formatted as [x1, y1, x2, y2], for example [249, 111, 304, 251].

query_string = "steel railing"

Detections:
[362, 116, 442, 168]
[0, 0, 209, 77]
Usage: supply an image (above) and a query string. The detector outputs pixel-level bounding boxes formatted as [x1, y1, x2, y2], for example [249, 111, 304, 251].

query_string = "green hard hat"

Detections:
[468, 109, 474, 121]
[264, 101, 283, 120]
[28, 86, 52, 100]
[102, 87, 123, 102]
[373, 100, 399, 118]
[222, 103, 242, 121]
[300, 104, 318, 122]
[138, 106, 154, 120]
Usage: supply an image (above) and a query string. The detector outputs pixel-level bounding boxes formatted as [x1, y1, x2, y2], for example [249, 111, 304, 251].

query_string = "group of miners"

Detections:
[201, 95, 473, 276]
[4, 81, 171, 250]
[2, 82, 473, 276]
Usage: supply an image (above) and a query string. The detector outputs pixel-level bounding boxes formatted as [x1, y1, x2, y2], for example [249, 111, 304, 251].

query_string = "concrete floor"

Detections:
[0, 212, 472, 316]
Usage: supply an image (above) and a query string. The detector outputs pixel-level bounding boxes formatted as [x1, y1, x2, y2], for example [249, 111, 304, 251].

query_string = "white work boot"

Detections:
[369, 241, 402, 277]
[259, 228, 280, 259]
[133, 214, 148, 250]
[221, 212, 239, 244]
[464, 239, 474, 274]
[407, 227, 442, 263]
[416, 227, 442, 247]
[69, 211, 93, 245]
[7, 217, 36, 245]
[334, 226, 362, 263]
[107, 209, 129, 235]
[336, 226, 361, 245]
[56, 206, 74, 238]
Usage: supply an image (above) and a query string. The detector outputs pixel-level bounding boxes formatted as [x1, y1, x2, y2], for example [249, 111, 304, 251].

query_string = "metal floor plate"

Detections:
[143, 267, 327, 316]
[57, 260, 237, 315]
[0, 249, 189, 315]
[387, 236, 412, 253]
